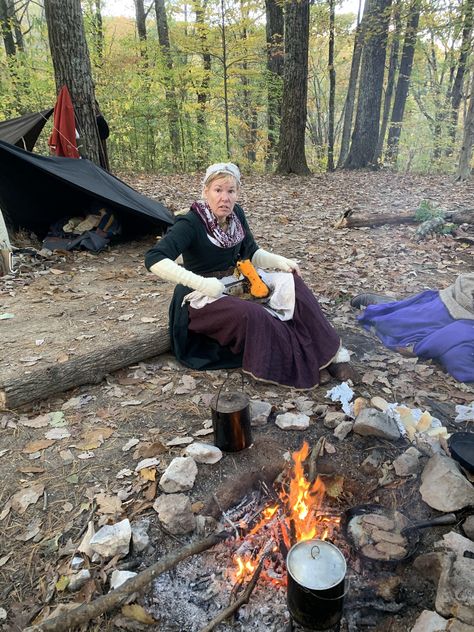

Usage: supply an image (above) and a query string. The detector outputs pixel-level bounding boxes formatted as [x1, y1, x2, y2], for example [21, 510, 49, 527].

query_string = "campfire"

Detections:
[228, 441, 341, 585]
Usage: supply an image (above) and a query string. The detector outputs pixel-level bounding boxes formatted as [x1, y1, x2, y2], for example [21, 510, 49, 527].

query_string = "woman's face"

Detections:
[204, 176, 238, 221]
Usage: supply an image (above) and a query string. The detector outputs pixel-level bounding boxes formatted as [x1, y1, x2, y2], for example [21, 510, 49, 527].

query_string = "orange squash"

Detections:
[236, 259, 270, 299]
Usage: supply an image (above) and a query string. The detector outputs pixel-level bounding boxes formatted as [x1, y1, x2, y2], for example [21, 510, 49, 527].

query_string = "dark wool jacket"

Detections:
[145, 205, 259, 369]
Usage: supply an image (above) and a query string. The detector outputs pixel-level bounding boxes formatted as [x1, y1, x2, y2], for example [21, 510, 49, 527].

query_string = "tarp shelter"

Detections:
[0, 109, 54, 151]
[0, 140, 174, 236]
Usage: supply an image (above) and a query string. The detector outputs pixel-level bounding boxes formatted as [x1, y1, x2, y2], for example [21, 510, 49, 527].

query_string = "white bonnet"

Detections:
[203, 162, 241, 186]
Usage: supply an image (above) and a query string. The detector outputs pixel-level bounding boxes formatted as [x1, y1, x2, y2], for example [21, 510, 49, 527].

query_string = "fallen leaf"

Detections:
[56, 353, 69, 363]
[120, 399, 142, 407]
[49, 411, 67, 426]
[0, 553, 11, 567]
[0, 449, 8, 458]
[122, 438, 140, 452]
[17, 465, 45, 474]
[45, 428, 70, 440]
[23, 439, 55, 454]
[133, 441, 167, 459]
[139, 467, 156, 482]
[118, 313, 134, 321]
[320, 475, 344, 499]
[20, 414, 50, 428]
[140, 317, 158, 323]
[11, 482, 44, 514]
[0, 313, 14, 320]
[50, 268, 65, 275]
[74, 427, 114, 450]
[55, 575, 70, 592]
[19, 355, 42, 363]
[166, 436, 194, 447]
[16, 519, 42, 541]
[121, 603, 156, 624]
[95, 492, 122, 515]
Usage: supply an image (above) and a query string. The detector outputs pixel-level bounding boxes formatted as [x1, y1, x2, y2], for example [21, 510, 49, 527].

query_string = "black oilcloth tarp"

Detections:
[0, 140, 174, 235]
[0, 109, 53, 150]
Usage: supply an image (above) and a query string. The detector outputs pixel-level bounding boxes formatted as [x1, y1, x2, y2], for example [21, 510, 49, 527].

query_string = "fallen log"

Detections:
[24, 531, 229, 632]
[334, 208, 474, 229]
[0, 326, 170, 410]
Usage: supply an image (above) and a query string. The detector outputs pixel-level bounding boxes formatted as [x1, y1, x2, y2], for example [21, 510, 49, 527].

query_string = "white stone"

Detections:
[333, 421, 353, 441]
[420, 454, 474, 512]
[275, 412, 310, 431]
[184, 443, 222, 464]
[250, 400, 272, 426]
[0, 608, 6, 621]
[436, 554, 474, 625]
[393, 447, 422, 477]
[70, 556, 84, 570]
[89, 519, 131, 559]
[109, 570, 137, 591]
[166, 436, 194, 447]
[135, 457, 159, 472]
[410, 610, 448, 632]
[353, 408, 401, 440]
[131, 520, 150, 553]
[462, 515, 474, 541]
[68, 569, 91, 592]
[370, 396, 390, 412]
[153, 493, 196, 535]
[159, 457, 198, 493]
[324, 412, 346, 429]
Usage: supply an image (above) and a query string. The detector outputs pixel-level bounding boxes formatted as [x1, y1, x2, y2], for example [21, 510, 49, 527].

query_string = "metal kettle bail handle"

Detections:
[301, 578, 351, 600]
[215, 370, 245, 410]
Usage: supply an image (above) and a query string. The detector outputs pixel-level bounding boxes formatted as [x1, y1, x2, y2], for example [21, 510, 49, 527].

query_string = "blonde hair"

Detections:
[202, 173, 240, 198]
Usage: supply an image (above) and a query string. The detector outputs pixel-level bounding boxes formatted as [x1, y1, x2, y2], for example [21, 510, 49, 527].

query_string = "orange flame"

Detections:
[230, 441, 339, 582]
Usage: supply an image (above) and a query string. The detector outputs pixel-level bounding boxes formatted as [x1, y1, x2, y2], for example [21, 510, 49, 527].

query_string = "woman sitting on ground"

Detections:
[353, 272, 474, 383]
[145, 162, 357, 389]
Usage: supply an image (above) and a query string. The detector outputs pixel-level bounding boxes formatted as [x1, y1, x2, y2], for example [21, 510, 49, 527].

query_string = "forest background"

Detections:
[0, 0, 473, 179]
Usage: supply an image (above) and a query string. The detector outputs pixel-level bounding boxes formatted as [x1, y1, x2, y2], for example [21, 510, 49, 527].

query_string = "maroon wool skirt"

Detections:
[188, 275, 340, 389]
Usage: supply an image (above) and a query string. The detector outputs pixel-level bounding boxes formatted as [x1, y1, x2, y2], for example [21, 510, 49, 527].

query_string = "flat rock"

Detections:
[436, 554, 474, 625]
[420, 454, 474, 512]
[250, 400, 272, 426]
[275, 412, 310, 431]
[333, 421, 353, 441]
[184, 442, 222, 464]
[360, 449, 385, 475]
[435, 531, 474, 558]
[153, 493, 196, 535]
[324, 411, 346, 429]
[89, 518, 131, 559]
[159, 456, 198, 493]
[109, 570, 137, 590]
[67, 569, 91, 592]
[353, 408, 401, 440]
[370, 396, 390, 412]
[131, 520, 150, 553]
[410, 610, 449, 631]
[462, 515, 474, 541]
[393, 446, 423, 476]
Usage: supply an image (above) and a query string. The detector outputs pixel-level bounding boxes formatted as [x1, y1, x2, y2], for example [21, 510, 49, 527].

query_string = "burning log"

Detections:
[23, 531, 228, 632]
[200, 545, 272, 632]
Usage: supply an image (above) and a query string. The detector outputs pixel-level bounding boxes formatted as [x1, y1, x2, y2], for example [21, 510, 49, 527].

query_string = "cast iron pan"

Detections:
[340, 504, 457, 566]
[449, 432, 474, 474]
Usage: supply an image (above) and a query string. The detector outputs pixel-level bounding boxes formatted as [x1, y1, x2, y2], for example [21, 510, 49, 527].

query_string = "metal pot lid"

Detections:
[211, 391, 249, 413]
[287, 539, 346, 590]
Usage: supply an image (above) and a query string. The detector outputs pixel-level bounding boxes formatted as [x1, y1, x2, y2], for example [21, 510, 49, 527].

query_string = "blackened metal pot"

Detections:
[286, 539, 347, 630]
[210, 379, 252, 452]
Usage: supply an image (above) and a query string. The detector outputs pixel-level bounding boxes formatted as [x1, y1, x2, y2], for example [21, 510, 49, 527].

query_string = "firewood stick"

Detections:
[200, 551, 268, 632]
[24, 531, 229, 632]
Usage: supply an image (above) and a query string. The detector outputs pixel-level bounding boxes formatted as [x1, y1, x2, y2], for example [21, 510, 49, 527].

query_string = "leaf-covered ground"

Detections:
[0, 170, 473, 631]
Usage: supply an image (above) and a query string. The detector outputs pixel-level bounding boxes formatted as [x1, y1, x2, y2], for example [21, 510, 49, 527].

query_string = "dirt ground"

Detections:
[0, 170, 473, 631]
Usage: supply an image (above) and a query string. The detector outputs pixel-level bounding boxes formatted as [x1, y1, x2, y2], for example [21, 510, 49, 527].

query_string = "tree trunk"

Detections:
[449, 0, 474, 144]
[219, 0, 231, 159]
[265, 0, 284, 169]
[344, 0, 393, 169]
[134, 0, 147, 43]
[456, 71, 474, 181]
[337, 0, 367, 167]
[194, 0, 211, 169]
[386, 0, 421, 162]
[276, 0, 311, 174]
[93, 0, 104, 60]
[6, 0, 24, 51]
[327, 0, 336, 171]
[374, 0, 401, 162]
[0, 0, 16, 56]
[155, 0, 183, 169]
[44, 0, 102, 165]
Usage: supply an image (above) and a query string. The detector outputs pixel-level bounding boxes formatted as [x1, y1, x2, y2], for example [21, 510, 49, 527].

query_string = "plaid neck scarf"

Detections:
[191, 201, 245, 248]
